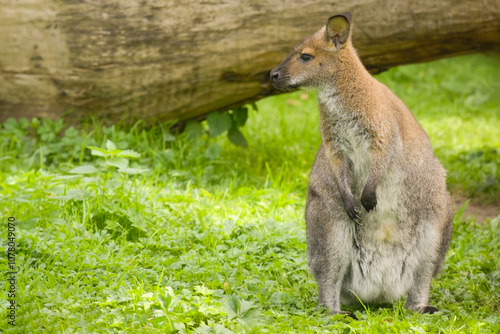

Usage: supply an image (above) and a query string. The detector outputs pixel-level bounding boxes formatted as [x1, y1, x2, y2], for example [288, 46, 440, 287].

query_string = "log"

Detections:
[1, 0, 499, 124]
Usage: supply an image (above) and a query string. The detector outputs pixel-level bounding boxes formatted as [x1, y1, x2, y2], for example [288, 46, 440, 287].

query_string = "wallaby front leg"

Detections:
[360, 138, 394, 212]
[326, 148, 360, 222]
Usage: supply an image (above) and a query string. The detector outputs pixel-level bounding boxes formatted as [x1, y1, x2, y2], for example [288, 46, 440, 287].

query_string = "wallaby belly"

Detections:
[338, 168, 440, 305]
[342, 244, 415, 304]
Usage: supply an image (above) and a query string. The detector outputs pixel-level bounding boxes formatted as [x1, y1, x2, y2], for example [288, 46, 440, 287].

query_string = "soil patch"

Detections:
[452, 192, 499, 223]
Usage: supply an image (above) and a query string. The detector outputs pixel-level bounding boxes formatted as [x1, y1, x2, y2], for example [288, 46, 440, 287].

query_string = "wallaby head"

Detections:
[270, 12, 353, 90]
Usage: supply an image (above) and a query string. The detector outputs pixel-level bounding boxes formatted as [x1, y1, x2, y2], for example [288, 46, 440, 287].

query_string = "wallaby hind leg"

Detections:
[433, 214, 453, 277]
[405, 263, 439, 314]
[310, 255, 356, 319]
[306, 188, 356, 319]
[407, 210, 453, 314]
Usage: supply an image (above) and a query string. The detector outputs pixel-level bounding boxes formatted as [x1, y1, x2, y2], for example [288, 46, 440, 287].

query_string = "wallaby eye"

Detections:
[300, 54, 314, 62]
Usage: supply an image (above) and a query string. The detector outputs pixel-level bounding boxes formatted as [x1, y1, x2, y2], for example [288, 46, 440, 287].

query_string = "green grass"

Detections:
[1, 54, 499, 333]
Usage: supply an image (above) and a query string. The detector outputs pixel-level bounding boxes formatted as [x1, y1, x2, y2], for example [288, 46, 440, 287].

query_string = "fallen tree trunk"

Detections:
[1, 0, 499, 124]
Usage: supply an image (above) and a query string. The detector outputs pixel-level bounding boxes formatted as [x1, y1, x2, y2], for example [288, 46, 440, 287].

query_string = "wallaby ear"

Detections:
[325, 12, 352, 50]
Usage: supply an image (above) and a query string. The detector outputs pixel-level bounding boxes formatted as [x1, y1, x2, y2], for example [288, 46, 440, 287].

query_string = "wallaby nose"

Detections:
[270, 69, 279, 82]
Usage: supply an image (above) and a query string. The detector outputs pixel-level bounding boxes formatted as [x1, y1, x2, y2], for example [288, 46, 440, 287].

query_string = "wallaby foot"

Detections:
[406, 303, 440, 314]
[419, 306, 439, 314]
[331, 310, 358, 320]
[319, 304, 358, 320]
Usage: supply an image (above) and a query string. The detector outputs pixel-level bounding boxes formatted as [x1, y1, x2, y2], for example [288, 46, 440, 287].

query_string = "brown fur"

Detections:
[270, 13, 453, 319]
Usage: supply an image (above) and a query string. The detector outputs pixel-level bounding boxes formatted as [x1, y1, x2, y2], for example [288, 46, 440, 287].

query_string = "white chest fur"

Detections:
[318, 89, 371, 194]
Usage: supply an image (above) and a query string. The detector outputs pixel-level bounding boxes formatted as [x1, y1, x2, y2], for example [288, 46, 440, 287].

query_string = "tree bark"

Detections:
[1, 0, 499, 124]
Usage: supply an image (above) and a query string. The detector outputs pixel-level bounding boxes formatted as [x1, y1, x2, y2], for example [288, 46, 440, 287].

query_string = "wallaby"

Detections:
[270, 12, 453, 319]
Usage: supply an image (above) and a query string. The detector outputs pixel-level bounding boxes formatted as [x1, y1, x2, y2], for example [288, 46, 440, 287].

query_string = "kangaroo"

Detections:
[270, 13, 453, 319]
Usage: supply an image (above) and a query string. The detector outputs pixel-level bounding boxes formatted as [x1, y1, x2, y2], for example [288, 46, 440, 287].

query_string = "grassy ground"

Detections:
[1, 54, 499, 333]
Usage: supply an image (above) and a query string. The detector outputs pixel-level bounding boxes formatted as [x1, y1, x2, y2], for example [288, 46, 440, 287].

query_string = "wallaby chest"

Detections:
[318, 90, 372, 193]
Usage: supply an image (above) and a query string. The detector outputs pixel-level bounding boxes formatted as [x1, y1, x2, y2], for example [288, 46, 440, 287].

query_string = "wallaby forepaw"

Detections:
[345, 201, 361, 223]
[342, 195, 361, 223]
[420, 306, 439, 314]
[360, 187, 377, 212]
